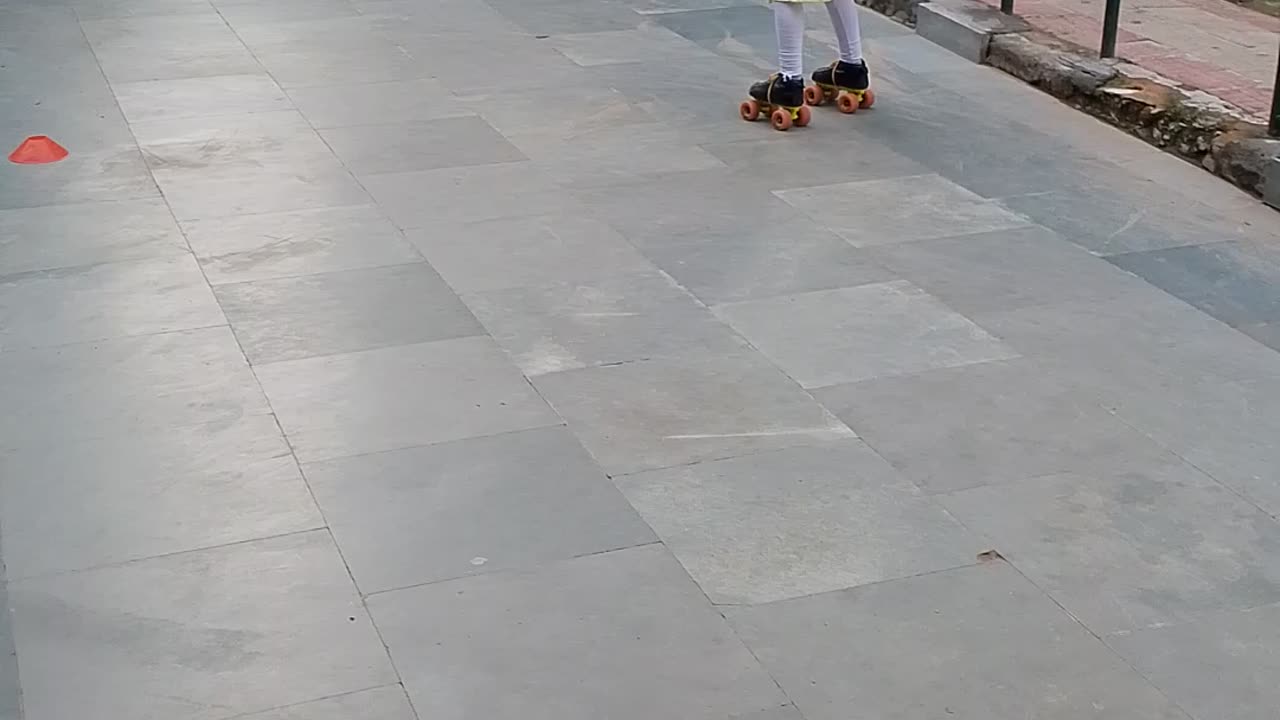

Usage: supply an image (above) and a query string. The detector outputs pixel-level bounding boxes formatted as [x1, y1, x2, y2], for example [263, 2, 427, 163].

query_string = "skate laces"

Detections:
[767, 73, 799, 104]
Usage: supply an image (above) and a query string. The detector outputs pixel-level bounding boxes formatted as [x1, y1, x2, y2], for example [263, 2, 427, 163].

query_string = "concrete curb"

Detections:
[989, 31, 1279, 201]
[1268, 156, 1280, 208]
[856, 0, 923, 25]
[864, 0, 1280, 204]
[917, 1, 1029, 63]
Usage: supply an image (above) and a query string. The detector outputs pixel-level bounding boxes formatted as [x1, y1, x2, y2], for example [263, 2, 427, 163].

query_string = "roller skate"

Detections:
[739, 74, 811, 131]
[805, 60, 875, 114]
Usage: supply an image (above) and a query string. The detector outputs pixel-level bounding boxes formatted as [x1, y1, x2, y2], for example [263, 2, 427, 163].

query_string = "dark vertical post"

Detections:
[1100, 0, 1122, 58]
[1001, 0, 1014, 15]
[1270, 41, 1280, 137]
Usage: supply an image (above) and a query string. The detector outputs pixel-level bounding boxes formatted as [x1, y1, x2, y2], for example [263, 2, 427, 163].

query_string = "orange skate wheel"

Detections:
[836, 92, 858, 114]
[803, 85, 824, 107]
[770, 107, 792, 131]
[861, 89, 876, 109]
[794, 105, 812, 127]
[740, 100, 760, 122]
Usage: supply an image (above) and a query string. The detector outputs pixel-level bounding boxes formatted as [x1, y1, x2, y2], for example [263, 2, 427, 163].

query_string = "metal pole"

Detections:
[1001, 0, 1014, 15]
[1100, 0, 1122, 58]
[1270, 40, 1280, 137]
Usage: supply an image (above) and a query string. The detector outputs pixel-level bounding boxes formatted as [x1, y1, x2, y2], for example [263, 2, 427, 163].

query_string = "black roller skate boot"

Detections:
[805, 59, 875, 114]
[739, 74, 810, 131]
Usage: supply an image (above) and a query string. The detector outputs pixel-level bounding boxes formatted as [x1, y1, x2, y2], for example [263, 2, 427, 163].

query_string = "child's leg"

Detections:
[773, 2, 806, 79]
[825, 0, 864, 63]
[747, 1, 807, 114]
[808, 0, 871, 107]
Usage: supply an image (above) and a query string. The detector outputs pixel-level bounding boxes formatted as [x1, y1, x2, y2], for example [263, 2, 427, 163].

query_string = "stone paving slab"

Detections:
[10, 531, 396, 720]
[111, 73, 293, 124]
[1105, 239, 1280, 330]
[215, 262, 483, 364]
[632, 215, 897, 305]
[368, 545, 789, 720]
[940, 467, 1280, 634]
[511, 122, 728, 189]
[409, 214, 648, 292]
[361, 162, 587, 228]
[0, 197, 183, 275]
[775, 173, 1033, 245]
[0, 326, 270, 450]
[465, 268, 745, 375]
[531, 349, 855, 476]
[241, 686, 417, 720]
[2, 1, 1280, 719]
[1241, 318, 1280, 350]
[975, 288, 1280, 518]
[864, 224, 1149, 314]
[0, 413, 321, 578]
[1108, 602, 1280, 720]
[713, 280, 1018, 387]
[0, 255, 224, 350]
[814, 356, 1183, 494]
[727, 562, 1190, 720]
[997, 167, 1252, 255]
[183, 205, 424, 285]
[254, 336, 561, 463]
[305, 426, 656, 593]
[0, 543, 20, 720]
[616, 441, 979, 604]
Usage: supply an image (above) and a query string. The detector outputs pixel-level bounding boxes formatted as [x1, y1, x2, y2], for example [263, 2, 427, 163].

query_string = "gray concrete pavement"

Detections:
[1, 0, 1279, 718]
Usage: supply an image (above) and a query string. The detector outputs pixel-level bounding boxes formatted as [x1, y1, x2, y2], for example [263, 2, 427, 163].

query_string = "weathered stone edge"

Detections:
[855, 0, 1280, 203]
[856, 0, 923, 26]
[987, 32, 1279, 200]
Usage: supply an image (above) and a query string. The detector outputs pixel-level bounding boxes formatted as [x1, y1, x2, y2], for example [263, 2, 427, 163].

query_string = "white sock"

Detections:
[773, 2, 806, 79]
[826, 0, 864, 64]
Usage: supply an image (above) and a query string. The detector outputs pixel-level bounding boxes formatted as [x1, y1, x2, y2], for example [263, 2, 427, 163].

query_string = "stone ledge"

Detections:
[856, 0, 923, 25]
[1267, 156, 1280, 209]
[917, 0, 1030, 63]
[853, 0, 1278, 202]
[988, 32, 1280, 198]
[985, 32, 1279, 201]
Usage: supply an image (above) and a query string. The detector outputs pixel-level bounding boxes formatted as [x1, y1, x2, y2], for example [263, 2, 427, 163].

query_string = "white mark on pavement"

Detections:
[664, 427, 853, 440]
[518, 337, 580, 375]
[1108, 209, 1146, 239]
[471, 557, 488, 566]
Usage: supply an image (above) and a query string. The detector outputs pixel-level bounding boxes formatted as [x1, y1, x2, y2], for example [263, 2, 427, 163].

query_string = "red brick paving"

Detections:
[972, 0, 1279, 118]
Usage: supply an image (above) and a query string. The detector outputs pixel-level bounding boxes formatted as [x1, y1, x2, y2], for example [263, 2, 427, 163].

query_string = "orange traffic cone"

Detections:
[8, 136, 69, 164]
